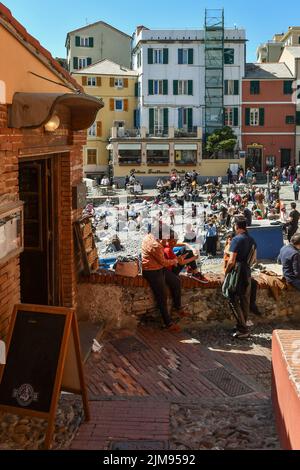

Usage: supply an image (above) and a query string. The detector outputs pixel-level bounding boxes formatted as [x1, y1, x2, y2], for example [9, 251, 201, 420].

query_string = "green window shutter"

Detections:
[163, 80, 168, 95]
[234, 81, 239, 95]
[87, 57, 92, 66]
[148, 48, 153, 64]
[296, 111, 300, 126]
[233, 108, 239, 126]
[163, 108, 169, 132]
[224, 80, 228, 95]
[224, 48, 234, 64]
[73, 57, 78, 69]
[135, 82, 139, 97]
[163, 49, 169, 64]
[149, 108, 154, 134]
[173, 80, 178, 95]
[259, 108, 265, 126]
[89, 37, 94, 47]
[178, 49, 183, 64]
[284, 80, 293, 94]
[188, 49, 194, 64]
[188, 80, 193, 95]
[187, 108, 193, 130]
[245, 108, 250, 126]
[134, 110, 137, 128]
[75, 36, 80, 46]
[148, 80, 154, 95]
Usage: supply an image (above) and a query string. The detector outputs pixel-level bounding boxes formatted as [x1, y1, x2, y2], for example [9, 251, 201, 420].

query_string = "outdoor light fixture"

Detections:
[44, 114, 60, 132]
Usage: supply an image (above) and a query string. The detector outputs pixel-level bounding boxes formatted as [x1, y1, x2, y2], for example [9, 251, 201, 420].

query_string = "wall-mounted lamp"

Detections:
[44, 114, 60, 132]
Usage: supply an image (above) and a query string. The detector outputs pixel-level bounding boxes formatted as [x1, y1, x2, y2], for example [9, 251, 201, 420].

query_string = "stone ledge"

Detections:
[272, 330, 300, 450]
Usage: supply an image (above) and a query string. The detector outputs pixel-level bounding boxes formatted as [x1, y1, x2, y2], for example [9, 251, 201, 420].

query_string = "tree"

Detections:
[205, 126, 237, 158]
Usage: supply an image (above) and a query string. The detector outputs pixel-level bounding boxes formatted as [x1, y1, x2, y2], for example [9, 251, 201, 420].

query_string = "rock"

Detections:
[15, 424, 30, 434]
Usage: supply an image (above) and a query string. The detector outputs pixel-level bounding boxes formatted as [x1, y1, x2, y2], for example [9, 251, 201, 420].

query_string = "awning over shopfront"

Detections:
[118, 144, 141, 150]
[174, 144, 197, 150]
[146, 144, 169, 150]
[9, 92, 104, 131]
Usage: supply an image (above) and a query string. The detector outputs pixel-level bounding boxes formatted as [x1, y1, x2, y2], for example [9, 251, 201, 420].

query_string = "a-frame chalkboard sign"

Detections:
[0, 304, 90, 449]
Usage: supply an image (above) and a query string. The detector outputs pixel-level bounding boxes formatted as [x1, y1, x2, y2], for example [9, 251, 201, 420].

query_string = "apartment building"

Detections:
[242, 63, 296, 172]
[72, 59, 138, 180]
[66, 21, 132, 72]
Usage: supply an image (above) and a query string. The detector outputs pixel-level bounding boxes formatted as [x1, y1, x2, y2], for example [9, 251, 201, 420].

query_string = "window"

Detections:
[250, 81, 260, 94]
[115, 99, 123, 111]
[149, 108, 169, 135]
[149, 80, 168, 95]
[173, 80, 193, 95]
[137, 51, 142, 67]
[80, 37, 89, 47]
[250, 108, 259, 126]
[75, 36, 94, 47]
[147, 149, 169, 164]
[283, 80, 293, 95]
[224, 107, 239, 126]
[119, 150, 141, 165]
[286, 115, 295, 124]
[224, 48, 234, 64]
[115, 78, 124, 88]
[178, 80, 189, 95]
[178, 108, 193, 130]
[175, 150, 196, 164]
[224, 80, 239, 95]
[87, 77, 96, 86]
[178, 48, 194, 64]
[88, 122, 96, 136]
[87, 149, 97, 165]
[78, 57, 91, 69]
[153, 49, 163, 64]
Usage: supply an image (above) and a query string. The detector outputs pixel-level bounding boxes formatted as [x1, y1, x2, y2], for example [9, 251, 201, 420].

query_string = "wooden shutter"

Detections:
[173, 80, 178, 95]
[110, 77, 114, 87]
[148, 80, 154, 95]
[245, 108, 250, 126]
[178, 49, 183, 64]
[224, 80, 228, 95]
[87, 57, 92, 66]
[163, 80, 168, 95]
[73, 57, 78, 70]
[178, 108, 183, 128]
[135, 82, 139, 97]
[188, 49, 194, 64]
[124, 99, 128, 112]
[284, 80, 293, 94]
[96, 77, 102, 87]
[259, 108, 265, 126]
[187, 108, 193, 131]
[75, 36, 80, 46]
[89, 37, 94, 47]
[233, 108, 239, 126]
[82, 76, 87, 86]
[251, 80, 260, 94]
[188, 80, 193, 96]
[163, 49, 169, 64]
[234, 81, 239, 95]
[110, 99, 115, 111]
[124, 78, 129, 88]
[134, 110, 137, 128]
[149, 108, 154, 134]
[97, 121, 102, 137]
[163, 108, 169, 133]
[296, 111, 300, 126]
[148, 48, 153, 64]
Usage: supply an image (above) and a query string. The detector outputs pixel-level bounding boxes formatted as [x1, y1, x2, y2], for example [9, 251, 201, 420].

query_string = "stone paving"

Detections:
[69, 322, 291, 450]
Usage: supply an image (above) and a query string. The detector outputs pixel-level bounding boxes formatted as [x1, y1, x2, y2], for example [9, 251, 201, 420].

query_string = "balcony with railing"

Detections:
[147, 126, 169, 138]
[174, 127, 198, 138]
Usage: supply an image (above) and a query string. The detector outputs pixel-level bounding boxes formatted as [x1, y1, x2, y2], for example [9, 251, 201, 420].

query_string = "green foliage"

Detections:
[206, 126, 237, 156]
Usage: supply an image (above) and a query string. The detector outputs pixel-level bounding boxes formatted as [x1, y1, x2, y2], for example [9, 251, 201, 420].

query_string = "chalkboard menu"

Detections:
[0, 311, 65, 412]
[0, 304, 89, 449]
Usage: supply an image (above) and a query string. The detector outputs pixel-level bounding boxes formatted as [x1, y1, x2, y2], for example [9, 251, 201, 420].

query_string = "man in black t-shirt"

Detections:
[225, 218, 256, 339]
[286, 202, 300, 242]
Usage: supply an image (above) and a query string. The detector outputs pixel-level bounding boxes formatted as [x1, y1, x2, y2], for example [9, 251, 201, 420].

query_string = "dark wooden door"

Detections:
[19, 157, 58, 305]
[280, 149, 291, 168]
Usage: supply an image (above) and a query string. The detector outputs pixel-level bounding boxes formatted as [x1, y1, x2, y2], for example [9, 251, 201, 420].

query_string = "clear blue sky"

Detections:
[3, 0, 300, 61]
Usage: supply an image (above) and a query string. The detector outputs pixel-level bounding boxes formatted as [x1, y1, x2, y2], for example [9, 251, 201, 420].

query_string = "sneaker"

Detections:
[190, 273, 209, 284]
[166, 323, 181, 332]
[232, 331, 250, 340]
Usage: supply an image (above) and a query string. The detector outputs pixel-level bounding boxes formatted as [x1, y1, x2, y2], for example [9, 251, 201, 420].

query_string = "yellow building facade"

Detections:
[72, 59, 138, 181]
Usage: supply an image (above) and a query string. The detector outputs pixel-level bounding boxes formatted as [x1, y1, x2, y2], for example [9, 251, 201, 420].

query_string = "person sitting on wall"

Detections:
[278, 233, 300, 291]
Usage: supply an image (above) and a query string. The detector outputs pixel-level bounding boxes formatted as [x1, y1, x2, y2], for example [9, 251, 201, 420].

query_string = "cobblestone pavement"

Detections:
[69, 320, 299, 450]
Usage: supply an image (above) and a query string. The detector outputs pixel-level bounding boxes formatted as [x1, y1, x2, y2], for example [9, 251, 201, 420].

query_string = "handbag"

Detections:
[114, 259, 139, 277]
[222, 263, 242, 299]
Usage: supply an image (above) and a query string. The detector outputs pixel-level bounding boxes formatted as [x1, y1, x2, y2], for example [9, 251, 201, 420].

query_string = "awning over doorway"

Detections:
[9, 92, 104, 131]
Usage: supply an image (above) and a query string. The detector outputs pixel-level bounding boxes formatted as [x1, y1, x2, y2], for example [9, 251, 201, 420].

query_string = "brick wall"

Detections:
[0, 103, 86, 339]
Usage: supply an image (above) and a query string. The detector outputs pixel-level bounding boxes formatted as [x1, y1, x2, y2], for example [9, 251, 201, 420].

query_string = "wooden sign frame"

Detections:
[0, 304, 89, 449]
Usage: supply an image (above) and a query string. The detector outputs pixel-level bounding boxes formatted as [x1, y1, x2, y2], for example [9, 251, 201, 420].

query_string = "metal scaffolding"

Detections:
[204, 8, 224, 137]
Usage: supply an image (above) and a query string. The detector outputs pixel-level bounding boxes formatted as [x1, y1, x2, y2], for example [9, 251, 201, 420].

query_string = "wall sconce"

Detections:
[44, 114, 60, 132]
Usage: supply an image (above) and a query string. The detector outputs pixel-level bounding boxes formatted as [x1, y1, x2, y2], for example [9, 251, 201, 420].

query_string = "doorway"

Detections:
[19, 156, 60, 305]
[246, 146, 263, 172]
[280, 149, 291, 168]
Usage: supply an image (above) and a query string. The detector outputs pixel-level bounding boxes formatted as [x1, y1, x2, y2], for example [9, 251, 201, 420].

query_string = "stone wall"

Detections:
[77, 272, 300, 330]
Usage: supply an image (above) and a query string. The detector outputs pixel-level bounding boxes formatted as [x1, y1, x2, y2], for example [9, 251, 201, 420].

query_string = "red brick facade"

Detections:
[0, 103, 86, 340]
[242, 79, 296, 172]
